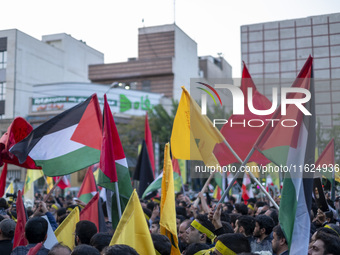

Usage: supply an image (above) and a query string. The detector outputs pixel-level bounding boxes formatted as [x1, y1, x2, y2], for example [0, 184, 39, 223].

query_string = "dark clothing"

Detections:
[45, 212, 58, 231]
[10, 243, 49, 255]
[0, 239, 13, 255]
[279, 250, 289, 255]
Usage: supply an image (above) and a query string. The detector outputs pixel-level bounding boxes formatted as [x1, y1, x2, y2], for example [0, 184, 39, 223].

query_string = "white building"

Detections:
[0, 30, 104, 120]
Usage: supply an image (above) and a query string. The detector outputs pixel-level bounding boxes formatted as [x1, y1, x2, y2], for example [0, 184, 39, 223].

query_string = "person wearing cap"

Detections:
[0, 219, 16, 255]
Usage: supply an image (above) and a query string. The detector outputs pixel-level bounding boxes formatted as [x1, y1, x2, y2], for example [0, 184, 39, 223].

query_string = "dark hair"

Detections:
[255, 201, 267, 208]
[75, 220, 98, 245]
[255, 215, 275, 235]
[147, 201, 155, 211]
[0, 198, 8, 209]
[57, 208, 67, 217]
[185, 243, 210, 255]
[151, 234, 171, 255]
[90, 232, 113, 252]
[221, 221, 234, 234]
[195, 214, 215, 244]
[237, 216, 255, 236]
[58, 214, 68, 225]
[272, 225, 287, 244]
[266, 208, 279, 226]
[314, 231, 340, 254]
[102, 244, 139, 255]
[220, 211, 230, 223]
[71, 244, 100, 255]
[25, 217, 48, 243]
[234, 203, 248, 215]
[223, 202, 234, 213]
[176, 206, 187, 218]
[48, 243, 71, 255]
[217, 233, 250, 253]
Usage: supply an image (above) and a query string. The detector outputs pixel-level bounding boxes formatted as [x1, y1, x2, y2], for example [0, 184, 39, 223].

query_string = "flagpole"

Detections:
[218, 141, 280, 210]
[193, 173, 214, 208]
[114, 182, 122, 219]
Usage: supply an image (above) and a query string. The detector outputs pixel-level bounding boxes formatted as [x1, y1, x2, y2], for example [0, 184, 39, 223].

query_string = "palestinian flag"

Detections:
[53, 176, 71, 190]
[10, 94, 102, 176]
[97, 94, 132, 229]
[141, 159, 182, 199]
[78, 167, 98, 204]
[256, 56, 315, 254]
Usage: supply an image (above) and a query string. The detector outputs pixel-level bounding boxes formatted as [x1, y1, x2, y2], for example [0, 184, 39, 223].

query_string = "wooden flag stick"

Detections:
[114, 182, 122, 219]
[193, 173, 214, 208]
[43, 177, 63, 203]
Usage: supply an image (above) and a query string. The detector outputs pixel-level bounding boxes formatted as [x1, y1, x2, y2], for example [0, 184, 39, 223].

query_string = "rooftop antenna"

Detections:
[173, 0, 176, 24]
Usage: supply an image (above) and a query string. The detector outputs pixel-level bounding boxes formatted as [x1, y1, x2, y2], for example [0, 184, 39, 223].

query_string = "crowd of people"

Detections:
[0, 189, 339, 255]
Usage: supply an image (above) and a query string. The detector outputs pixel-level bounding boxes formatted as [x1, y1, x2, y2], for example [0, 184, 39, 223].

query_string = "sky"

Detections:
[2, 0, 340, 77]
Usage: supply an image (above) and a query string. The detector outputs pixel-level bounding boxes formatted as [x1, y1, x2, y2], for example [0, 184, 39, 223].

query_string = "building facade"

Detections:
[89, 24, 232, 101]
[241, 13, 340, 128]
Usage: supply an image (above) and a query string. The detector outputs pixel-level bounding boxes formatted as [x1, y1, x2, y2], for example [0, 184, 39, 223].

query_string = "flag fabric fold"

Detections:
[109, 189, 156, 255]
[145, 113, 155, 174]
[171, 86, 224, 167]
[23, 169, 44, 201]
[315, 138, 338, 181]
[0, 117, 40, 169]
[133, 140, 155, 198]
[53, 176, 71, 190]
[214, 63, 272, 166]
[54, 206, 80, 250]
[13, 190, 28, 248]
[256, 56, 315, 254]
[241, 172, 254, 203]
[10, 94, 103, 176]
[97, 94, 132, 229]
[78, 168, 98, 204]
[160, 143, 181, 255]
[0, 163, 8, 197]
[79, 192, 106, 232]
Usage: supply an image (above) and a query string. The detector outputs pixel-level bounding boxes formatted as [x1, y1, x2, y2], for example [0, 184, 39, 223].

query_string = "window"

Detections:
[142, 80, 151, 92]
[0, 51, 6, 69]
[0, 82, 6, 100]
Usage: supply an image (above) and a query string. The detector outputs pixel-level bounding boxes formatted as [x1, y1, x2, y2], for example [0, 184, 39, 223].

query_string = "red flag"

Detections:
[145, 113, 155, 175]
[53, 176, 71, 189]
[0, 163, 8, 197]
[214, 63, 272, 166]
[241, 173, 253, 203]
[172, 158, 182, 176]
[79, 192, 106, 232]
[99, 94, 121, 183]
[13, 190, 28, 248]
[315, 138, 335, 167]
[0, 117, 40, 169]
[78, 168, 97, 203]
[27, 243, 43, 255]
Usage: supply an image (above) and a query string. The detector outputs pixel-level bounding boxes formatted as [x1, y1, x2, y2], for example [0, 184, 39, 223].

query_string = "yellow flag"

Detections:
[5, 181, 14, 196]
[110, 190, 156, 255]
[24, 170, 44, 201]
[160, 143, 181, 255]
[54, 206, 79, 250]
[46, 176, 53, 193]
[171, 86, 224, 167]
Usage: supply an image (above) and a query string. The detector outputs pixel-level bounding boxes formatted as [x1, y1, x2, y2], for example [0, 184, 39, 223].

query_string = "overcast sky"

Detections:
[2, 0, 340, 77]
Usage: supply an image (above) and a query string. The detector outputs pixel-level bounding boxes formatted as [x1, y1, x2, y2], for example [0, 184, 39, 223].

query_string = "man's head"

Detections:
[214, 233, 250, 255]
[150, 220, 160, 234]
[90, 232, 113, 252]
[308, 231, 340, 255]
[75, 220, 98, 245]
[102, 244, 139, 255]
[253, 215, 274, 239]
[178, 219, 191, 244]
[0, 219, 16, 240]
[71, 244, 100, 255]
[271, 225, 288, 254]
[234, 215, 255, 237]
[186, 214, 215, 244]
[25, 217, 48, 244]
[151, 233, 171, 255]
[48, 243, 71, 255]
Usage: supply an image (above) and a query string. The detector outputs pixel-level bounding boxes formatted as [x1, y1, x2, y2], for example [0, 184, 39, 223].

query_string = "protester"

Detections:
[89, 232, 112, 252]
[178, 219, 192, 251]
[308, 231, 340, 255]
[234, 215, 255, 244]
[74, 221, 98, 246]
[213, 233, 251, 254]
[251, 215, 274, 253]
[47, 243, 71, 255]
[102, 244, 139, 255]
[271, 225, 288, 255]
[0, 219, 16, 255]
[186, 214, 215, 245]
[70, 244, 100, 255]
[11, 217, 50, 255]
[151, 233, 171, 255]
